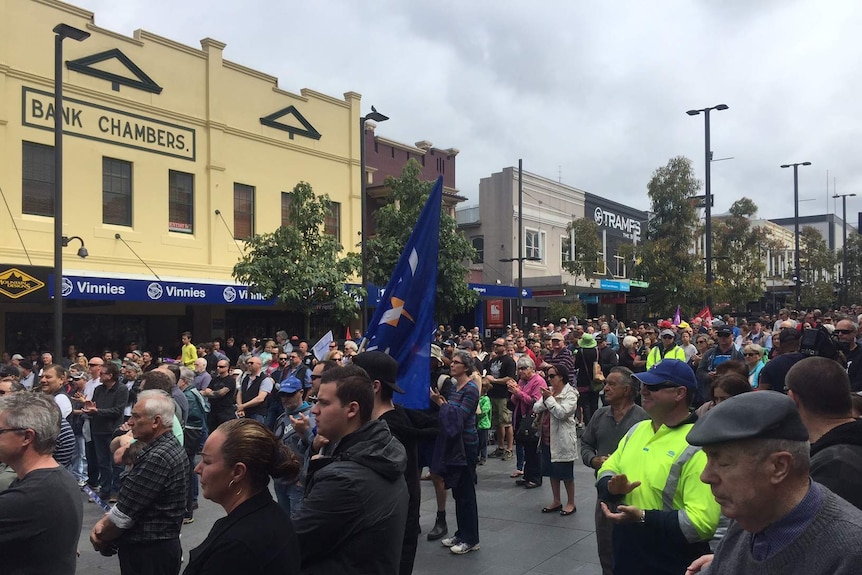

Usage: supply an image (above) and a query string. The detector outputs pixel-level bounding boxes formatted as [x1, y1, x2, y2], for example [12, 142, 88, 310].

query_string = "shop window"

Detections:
[168, 170, 194, 233]
[324, 201, 341, 240]
[103, 157, 132, 226]
[471, 236, 484, 264]
[234, 183, 255, 240]
[22, 141, 54, 216]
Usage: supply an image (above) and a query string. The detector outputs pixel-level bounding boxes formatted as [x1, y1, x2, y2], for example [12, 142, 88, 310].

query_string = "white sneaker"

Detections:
[440, 536, 460, 548]
[450, 542, 480, 554]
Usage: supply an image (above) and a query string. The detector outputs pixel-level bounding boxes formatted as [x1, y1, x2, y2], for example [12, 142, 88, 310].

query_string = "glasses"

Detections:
[744, 352, 759, 357]
[279, 357, 288, 361]
[0, 428, 26, 435]
[661, 335, 674, 339]
[88, 363, 102, 367]
[217, 365, 228, 369]
[310, 374, 322, 380]
[328, 344, 337, 348]
[835, 329, 855, 335]
[450, 360, 465, 366]
[517, 366, 530, 370]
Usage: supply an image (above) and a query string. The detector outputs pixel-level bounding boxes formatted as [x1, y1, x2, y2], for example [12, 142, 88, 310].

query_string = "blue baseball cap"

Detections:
[278, 375, 303, 395]
[632, 359, 697, 395]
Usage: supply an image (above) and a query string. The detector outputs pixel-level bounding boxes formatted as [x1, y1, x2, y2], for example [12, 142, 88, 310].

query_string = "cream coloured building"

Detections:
[0, 0, 364, 354]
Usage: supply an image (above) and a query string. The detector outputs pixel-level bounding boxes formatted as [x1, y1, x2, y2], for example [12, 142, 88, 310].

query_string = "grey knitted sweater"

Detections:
[705, 486, 862, 574]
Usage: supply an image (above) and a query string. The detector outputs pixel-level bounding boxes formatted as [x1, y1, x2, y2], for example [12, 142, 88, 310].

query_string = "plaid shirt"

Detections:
[112, 432, 188, 544]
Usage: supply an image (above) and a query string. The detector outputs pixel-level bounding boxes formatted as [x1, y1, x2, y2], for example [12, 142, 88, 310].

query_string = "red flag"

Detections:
[694, 306, 712, 325]
[346, 325, 351, 340]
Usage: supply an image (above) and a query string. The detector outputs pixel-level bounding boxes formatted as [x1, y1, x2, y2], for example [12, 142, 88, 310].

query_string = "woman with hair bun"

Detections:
[184, 419, 301, 575]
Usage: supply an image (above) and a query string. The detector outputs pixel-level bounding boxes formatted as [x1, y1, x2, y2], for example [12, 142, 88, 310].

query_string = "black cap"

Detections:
[352, 351, 404, 394]
[779, 328, 801, 343]
[0, 365, 20, 378]
[687, 391, 809, 446]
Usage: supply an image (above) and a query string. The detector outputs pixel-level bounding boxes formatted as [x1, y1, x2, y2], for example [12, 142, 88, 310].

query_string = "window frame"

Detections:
[22, 141, 54, 217]
[324, 201, 341, 241]
[168, 170, 194, 234]
[525, 228, 545, 262]
[102, 157, 133, 227]
[233, 183, 255, 240]
[471, 236, 484, 264]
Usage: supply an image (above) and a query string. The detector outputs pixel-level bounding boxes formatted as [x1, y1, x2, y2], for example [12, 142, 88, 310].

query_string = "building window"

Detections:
[525, 229, 545, 262]
[103, 157, 132, 226]
[471, 236, 484, 264]
[281, 192, 292, 228]
[324, 201, 341, 240]
[614, 252, 626, 278]
[22, 141, 54, 216]
[168, 170, 194, 233]
[561, 235, 571, 263]
[234, 183, 255, 240]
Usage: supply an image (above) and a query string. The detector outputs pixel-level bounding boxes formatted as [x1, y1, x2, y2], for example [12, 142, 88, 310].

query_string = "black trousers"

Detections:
[521, 438, 542, 485]
[118, 539, 181, 575]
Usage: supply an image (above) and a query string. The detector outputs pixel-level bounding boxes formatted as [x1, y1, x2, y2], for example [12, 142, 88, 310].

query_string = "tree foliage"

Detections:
[562, 217, 603, 278]
[546, 299, 586, 325]
[839, 233, 862, 305]
[711, 197, 768, 312]
[798, 225, 838, 308]
[634, 156, 703, 316]
[366, 159, 477, 321]
[232, 181, 362, 337]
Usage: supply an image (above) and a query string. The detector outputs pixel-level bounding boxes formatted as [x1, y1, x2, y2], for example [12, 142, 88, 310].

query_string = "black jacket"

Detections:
[810, 418, 862, 510]
[294, 419, 408, 575]
[184, 490, 299, 575]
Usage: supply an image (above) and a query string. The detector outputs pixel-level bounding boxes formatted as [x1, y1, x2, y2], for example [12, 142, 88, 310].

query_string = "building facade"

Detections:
[456, 166, 648, 327]
[0, 0, 364, 355]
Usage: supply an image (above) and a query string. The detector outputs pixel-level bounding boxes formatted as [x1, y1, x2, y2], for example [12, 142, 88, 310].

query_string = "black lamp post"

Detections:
[780, 161, 812, 311]
[833, 192, 856, 306]
[359, 106, 388, 332]
[52, 23, 89, 359]
[686, 104, 729, 309]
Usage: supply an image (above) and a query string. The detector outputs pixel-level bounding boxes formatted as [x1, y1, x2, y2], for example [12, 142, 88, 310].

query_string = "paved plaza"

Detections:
[76, 452, 603, 574]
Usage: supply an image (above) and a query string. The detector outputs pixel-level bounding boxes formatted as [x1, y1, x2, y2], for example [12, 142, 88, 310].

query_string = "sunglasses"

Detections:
[744, 352, 760, 357]
[835, 329, 854, 335]
[643, 382, 681, 391]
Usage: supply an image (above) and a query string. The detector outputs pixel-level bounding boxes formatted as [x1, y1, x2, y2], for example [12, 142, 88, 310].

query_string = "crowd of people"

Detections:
[0, 306, 861, 574]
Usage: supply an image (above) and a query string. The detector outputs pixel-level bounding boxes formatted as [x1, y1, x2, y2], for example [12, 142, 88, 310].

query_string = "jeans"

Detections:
[274, 480, 305, 520]
[92, 432, 118, 496]
[70, 434, 87, 482]
[245, 413, 266, 424]
[452, 445, 479, 545]
[516, 443, 525, 471]
[477, 429, 489, 460]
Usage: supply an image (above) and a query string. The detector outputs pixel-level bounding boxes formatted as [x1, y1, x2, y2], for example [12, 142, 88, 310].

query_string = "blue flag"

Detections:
[362, 176, 442, 409]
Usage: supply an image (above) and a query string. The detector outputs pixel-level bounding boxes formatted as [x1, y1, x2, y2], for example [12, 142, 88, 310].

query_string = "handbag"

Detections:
[515, 411, 540, 443]
[590, 361, 605, 392]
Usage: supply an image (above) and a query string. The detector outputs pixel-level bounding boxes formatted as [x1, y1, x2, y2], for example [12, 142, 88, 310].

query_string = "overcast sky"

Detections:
[76, 0, 862, 222]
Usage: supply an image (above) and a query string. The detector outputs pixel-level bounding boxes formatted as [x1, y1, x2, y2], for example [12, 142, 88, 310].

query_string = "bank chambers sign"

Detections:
[22, 87, 196, 161]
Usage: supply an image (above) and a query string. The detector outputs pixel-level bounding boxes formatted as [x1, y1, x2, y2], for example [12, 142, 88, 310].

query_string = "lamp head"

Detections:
[53, 23, 90, 42]
[715, 104, 729, 111]
[364, 106, 389, 123]
[802, 162, 812, 166]
[76, 246, 88, 259]
[780, 164, 791, 169]
[686, 109, 700, 116]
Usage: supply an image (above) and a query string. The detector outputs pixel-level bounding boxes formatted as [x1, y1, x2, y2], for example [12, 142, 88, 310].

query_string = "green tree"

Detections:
[798, 225, 838, 308]
[634, 156, 703, 316]
[366, 159, 477, 321]
[562, 217, 603, 278]
[711, 197, 768, 312]
[232, 181, 362, 337]
[839, 233, 862, 305]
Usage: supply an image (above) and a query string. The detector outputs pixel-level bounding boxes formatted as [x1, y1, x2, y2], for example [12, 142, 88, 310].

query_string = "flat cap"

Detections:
[687, 391, 808, 446]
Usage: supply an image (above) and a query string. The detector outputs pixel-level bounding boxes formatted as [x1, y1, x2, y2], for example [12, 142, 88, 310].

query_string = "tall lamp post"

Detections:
[359, 106, 388, 333]
[780, 161, 812, 311]
[686, 104, 729, 309]
[833, 191, 856, 306]
[52, 23, 89, 359]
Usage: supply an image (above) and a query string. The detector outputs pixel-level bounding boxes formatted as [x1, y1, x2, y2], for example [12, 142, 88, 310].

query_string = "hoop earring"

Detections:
[228, 479, 243, 497]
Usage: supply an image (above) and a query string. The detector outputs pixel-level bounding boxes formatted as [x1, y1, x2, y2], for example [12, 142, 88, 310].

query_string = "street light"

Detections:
[52, 23, 89, 360]
[61, 236, 88, 259]
[359, 106, 388, 332]
[833, 192, 856, 306]
[780, 161, 812, 310]
[687, 104, 729, 309]
[500, 254, 540, 328]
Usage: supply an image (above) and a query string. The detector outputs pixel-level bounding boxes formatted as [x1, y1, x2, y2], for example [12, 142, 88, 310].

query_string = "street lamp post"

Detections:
[686, 104, 729, 310]
[833, 192, 856, 306]
[52, 23, 89, 360]
[359, 106, 388, 333]
[780, 161, 812, 311]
